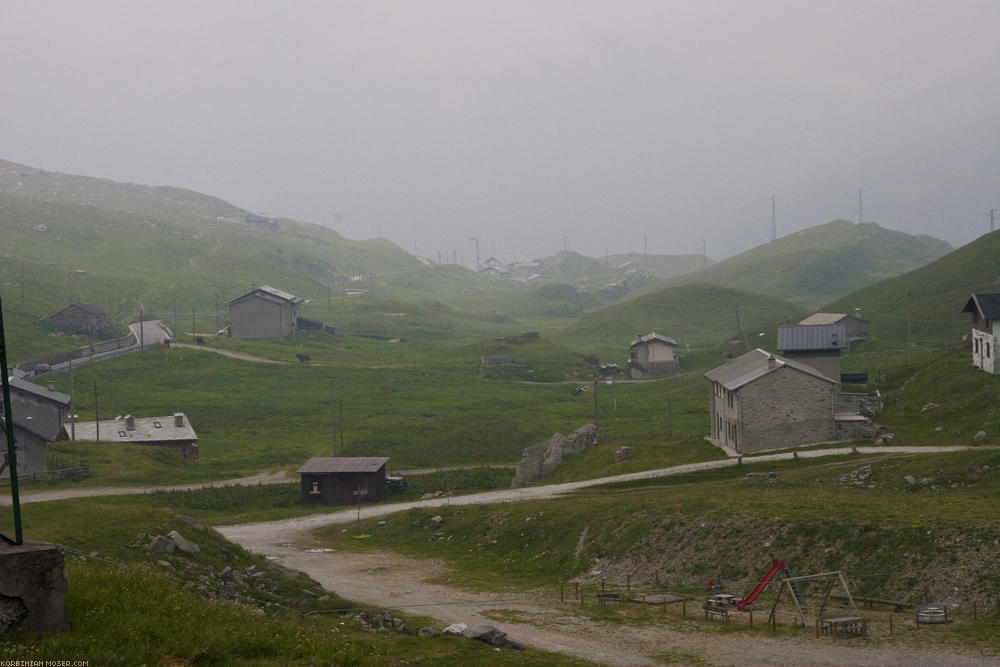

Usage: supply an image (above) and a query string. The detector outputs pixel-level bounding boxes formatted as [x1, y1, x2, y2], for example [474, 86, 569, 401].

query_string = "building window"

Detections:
[988, 343, 992, 359]
[117, 431, 126, 437]
[975, 338, 981, 354]
[310, 481, 320, 495]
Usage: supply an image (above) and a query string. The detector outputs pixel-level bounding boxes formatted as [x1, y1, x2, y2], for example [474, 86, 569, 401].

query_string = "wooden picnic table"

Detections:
[817, 616, 867, 639]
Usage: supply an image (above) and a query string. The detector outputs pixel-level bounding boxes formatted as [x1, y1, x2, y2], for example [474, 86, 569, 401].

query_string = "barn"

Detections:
[297, 457, 389, 505]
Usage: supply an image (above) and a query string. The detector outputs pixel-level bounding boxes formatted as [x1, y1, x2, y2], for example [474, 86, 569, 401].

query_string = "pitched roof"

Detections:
[69, 413, 197, 443]
[777, 323, 848, 351]
[704, 348, 837, 391]
[297, 456, 390, 474]
[962, 293, 1000, 320]
[630, 332, 678, 348]
[230, 285, 304, 307]
[9, 378, 71, 405]
[799, 313, 847, 325]
[49, 302, 107, 319]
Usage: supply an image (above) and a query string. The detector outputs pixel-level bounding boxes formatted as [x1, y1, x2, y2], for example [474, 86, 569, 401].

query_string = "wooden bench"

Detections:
[596, 593, 623, 607]
[817, 616, 867, 639]
[703, 600, 731, 622]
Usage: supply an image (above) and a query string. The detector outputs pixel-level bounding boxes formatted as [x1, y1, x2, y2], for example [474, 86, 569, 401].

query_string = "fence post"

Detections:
[889, 614, 893, 635]
[627, 574, 631, 593]
[561, 583, 564, 603]
[575, 582, 579, 600]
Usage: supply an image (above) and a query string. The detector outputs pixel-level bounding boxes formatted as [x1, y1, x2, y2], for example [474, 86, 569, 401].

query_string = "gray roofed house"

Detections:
[2, 379, 72, 477]
[628, 332, 680, 379]
[798, 312, 868, 343]
[705, 348, 853, 455]
[297, 456, 390, 504]
[776, 322, 848, 381]
[70, 412, 198, 459]
[47, 302, 113, 335]
[228, 285, 304, 339]
[963, 293, 1000, 374]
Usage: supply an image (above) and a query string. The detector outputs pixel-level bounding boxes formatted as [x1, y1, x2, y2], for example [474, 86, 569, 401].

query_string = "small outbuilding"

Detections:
[47, 302, 113, 335]
[297, 456, 390, 505]
[228, 285, 304, 339]
[628, 332, 680, 379]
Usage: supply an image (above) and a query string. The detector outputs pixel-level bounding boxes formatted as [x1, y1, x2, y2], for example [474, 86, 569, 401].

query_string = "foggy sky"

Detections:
[2, 1, 999, 264]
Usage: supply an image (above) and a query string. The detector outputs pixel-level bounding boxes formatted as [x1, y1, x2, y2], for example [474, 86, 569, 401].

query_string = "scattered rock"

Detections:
[904, 475, 917, 485]
[442, 622, 468, 635]
[920, 403, 939, 412]
[157, 560, 174, 569]
[147, 535, 177, 554]
[430, 515, 443, 524]
[974, 431, 987, 441]
[418, 626, 437, 637]
[167, 530, 200, 554]
[839, 465, 872, 484]
[614, 446, 633, 462]
[463, 625, 524, 650]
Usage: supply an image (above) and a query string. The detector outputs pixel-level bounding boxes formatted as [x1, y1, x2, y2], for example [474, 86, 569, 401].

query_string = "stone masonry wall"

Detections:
[739, 367, 836, 454]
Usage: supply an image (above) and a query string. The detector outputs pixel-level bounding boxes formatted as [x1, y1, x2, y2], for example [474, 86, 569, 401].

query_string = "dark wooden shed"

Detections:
[297, 456, 389, 505]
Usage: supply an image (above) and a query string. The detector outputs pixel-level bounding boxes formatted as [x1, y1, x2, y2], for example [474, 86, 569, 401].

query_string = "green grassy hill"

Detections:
[565, 283, 807, 364]
[823, 229, 1000, 351]
[651, 220, 951, 308]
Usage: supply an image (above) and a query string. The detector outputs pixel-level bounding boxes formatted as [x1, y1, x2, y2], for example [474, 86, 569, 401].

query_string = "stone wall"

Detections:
[511, 424, 598, 487]
[0, 541, 68, 633]
[739, 367, 836, 454]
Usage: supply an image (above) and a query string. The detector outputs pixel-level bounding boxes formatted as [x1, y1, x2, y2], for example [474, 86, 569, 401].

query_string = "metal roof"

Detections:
[704, 348, 837, 391]
[630, 332, 678, 348]
[70, 413, 197, 443]
[962, 293, 1000, 320]
[777, 323, 848, 351]
[230, 285, 304, 306]
[297, 457, 390, 474]
[799, 313, 847, 325]
[9, 378, 71, 405]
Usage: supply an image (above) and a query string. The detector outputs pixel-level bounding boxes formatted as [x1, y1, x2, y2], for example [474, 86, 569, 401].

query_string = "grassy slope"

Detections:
[564, 282, 807, 364]
[648, 220, 951, 308]
[5, 496, 583, 666]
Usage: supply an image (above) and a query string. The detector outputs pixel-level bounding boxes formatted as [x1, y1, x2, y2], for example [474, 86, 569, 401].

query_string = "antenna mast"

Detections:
[771, 194, 776, 242]
[467, 237, 480, 272]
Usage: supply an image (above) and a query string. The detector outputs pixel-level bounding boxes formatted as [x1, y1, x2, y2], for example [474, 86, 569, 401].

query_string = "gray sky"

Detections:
[2, 1, 999, 264]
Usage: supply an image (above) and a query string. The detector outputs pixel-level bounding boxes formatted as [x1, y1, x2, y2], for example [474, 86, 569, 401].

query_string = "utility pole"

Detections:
[94, 380, 100, 442]
[736, 306, 749, 352]
[643, 236, 648, 265]
[702, 238, 707, 268]
[0, 291, 25, 544]
[139, 305, 144, 350]
[192, 303, 196, 339]
[214, 293, 220, 333]
[858, 189, 864, 225]
[68, 269, 73, 303]
[330, 379, 337, 456]
[593, 378, 599, 435]
[467, 237, 480, 272]
[991, 208, 996, 233]
[563, 235, 568, 252]
[771, 194, 777, 242]
[69, 357, 75, 441]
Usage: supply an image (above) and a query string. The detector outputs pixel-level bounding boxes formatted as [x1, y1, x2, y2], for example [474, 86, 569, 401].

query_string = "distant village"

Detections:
[6, 283, 1000, 508]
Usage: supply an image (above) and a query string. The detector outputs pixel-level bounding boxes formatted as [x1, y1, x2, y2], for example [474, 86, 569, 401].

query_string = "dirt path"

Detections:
[0, 470, 291, 506]
[218, 445, 996, 666]
[169, 343, 290, 364]
[260, 547, 995, 666]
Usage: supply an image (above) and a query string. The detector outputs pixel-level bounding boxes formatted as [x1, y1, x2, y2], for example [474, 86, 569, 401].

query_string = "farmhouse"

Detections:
[705, 348, 848, 455]
[962, 293, 1000, 374]
[797, 312, 868, 343]
[297, 456, 389, 505]
[1, 379, 71, 478]
[628, 332, 680, 379]
[47, 302, 112, 335]
[776, 323, 849, 381]
[480, 254, 539, 278]
[70, 413, 198, 459]
[228, 285, 304, 339]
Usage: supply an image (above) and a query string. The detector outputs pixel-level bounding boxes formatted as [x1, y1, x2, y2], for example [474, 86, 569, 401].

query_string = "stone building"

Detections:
[628, 332, 680, 379]
[705, 348, 843, 455]
[47, 302, 112, 335]
[776, 323, 849, 381]
[962, 293, 1000, 374]
[297, 457, 389, 505]
[70, 412, 198, 459]
[1, 379, 71, 477]
[228, 285, 303, 339]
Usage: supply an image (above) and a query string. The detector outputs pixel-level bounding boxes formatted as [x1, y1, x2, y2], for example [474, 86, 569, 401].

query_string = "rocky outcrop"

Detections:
[511, 424, 598, 488]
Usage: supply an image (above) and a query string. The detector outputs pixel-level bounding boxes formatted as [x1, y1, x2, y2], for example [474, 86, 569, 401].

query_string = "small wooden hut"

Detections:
[297, 457, 389, 505]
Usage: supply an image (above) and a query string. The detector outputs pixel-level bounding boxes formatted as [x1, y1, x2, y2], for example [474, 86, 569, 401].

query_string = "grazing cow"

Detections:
[296, 353, 311, 363]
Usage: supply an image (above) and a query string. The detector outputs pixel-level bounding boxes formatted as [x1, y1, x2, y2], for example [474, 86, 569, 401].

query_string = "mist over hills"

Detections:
[650, 220, 952, 309]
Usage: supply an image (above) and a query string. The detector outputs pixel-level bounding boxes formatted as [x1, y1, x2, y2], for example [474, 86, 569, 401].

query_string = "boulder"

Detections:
[442, 622, 467, 635]
[167, 530, 200, 554]
[511, 424, 598, 487]
[462, 624, 524, 650]
[147, 535, 177, 554]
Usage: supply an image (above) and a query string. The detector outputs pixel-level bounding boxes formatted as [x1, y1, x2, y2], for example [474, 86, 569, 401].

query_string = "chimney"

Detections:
[125, 414, 135, 430]
[174, 413, 184, 428]
[767, 354, 777, 369]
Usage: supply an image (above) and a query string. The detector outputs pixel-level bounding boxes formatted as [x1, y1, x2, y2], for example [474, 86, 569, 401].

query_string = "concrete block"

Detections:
[0, 541, 69, 633]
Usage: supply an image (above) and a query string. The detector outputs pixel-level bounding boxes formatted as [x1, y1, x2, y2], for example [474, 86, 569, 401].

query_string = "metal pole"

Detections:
[330, 380, 336, 456]
[94, 380, 100, 442]
[139, 305, 144, 350]
[0, 293, 24, 544]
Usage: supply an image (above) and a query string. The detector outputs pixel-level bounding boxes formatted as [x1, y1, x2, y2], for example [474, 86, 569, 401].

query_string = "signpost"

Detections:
[354, 485, 368, 522]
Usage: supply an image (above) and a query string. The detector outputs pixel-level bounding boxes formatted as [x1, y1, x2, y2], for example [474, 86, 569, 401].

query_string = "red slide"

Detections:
[737, 559, 785, 611]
